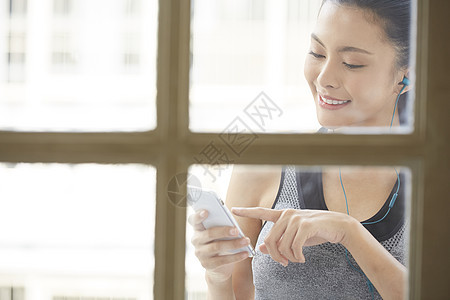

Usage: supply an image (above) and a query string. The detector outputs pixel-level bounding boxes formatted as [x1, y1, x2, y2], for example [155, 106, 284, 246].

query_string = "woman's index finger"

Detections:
[231, 207, 282, 222]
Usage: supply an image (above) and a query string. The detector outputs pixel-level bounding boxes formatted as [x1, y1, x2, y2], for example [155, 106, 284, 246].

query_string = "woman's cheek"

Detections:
[348, 78, 376, 105]
[304, 59, 319, 91]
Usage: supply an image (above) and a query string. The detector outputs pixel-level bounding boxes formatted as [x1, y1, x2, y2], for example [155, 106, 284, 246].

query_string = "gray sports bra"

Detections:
[252, 166, 407, 299]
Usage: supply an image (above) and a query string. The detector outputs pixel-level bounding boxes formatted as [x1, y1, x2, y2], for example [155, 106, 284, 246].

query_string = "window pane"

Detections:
[190, 0, 415, 134]
[185, 164, 410, 299]
[0, 163, 155, 299]
[0, 0, 158, 132]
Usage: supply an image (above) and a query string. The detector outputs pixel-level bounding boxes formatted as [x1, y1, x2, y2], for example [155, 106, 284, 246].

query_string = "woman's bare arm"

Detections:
[342, 219, 407, 300]
[205, 166, 281, 300]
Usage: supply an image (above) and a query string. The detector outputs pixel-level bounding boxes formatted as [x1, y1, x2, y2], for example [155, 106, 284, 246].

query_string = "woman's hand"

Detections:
[232, 207, 356, 267]
[188, 210, 251, 283]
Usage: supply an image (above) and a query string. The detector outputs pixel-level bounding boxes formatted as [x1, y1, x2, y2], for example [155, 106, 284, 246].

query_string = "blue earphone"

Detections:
[401, 76, 410, 86]
[391, 76, 410, 126]
[340, 76, 408, 299]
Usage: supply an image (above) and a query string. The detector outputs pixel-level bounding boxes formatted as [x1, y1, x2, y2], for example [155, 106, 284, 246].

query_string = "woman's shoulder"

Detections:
[225, 165, 282, 209]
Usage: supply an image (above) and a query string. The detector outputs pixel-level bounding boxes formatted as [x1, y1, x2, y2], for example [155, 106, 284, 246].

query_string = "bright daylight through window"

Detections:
[0, 163, 156, 300]
[0, 0, 158, 132]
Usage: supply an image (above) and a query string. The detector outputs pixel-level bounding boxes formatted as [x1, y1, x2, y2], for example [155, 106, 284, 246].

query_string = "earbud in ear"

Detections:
[401, 77, 410, 86]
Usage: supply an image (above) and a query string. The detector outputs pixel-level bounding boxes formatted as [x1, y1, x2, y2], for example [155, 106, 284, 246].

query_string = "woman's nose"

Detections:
[316, 61, 340, 90]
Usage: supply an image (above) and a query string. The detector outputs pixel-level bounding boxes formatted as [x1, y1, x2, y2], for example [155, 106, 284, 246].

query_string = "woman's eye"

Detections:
[308, 51, 325, 59]
[343, 62, 366, 69]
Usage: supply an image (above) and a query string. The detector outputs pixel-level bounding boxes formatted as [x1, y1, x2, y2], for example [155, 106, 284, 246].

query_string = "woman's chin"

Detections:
[316, 111, 365, 129]
[315, 109, 347, 129]
[317, 118, 346, 130]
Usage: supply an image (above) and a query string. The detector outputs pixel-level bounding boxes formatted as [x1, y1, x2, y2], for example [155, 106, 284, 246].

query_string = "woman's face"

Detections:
[304, 2, 406, 128]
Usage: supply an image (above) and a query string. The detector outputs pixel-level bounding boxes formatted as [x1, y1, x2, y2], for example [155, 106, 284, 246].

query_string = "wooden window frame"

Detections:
[0, 0, 448, 299]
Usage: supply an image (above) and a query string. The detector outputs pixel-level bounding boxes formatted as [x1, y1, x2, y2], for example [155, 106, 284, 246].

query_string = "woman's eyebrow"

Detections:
[311, 33, 326, 48]
[311, 33, 373, 55]
[338, 46, 373, 55]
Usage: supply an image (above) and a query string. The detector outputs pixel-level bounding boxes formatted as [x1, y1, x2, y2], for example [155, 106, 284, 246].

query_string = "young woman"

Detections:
[189, 0, 411, 299]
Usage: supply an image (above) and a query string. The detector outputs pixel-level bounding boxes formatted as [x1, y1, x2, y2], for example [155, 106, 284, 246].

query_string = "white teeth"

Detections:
[321, 96, 349, 105]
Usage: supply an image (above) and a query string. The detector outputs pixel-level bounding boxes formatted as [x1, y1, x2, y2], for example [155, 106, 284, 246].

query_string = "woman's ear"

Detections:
[395, 69, 411, 95]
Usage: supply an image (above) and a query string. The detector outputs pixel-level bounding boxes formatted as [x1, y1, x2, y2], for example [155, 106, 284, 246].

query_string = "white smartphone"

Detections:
[187, 185, 256, 257]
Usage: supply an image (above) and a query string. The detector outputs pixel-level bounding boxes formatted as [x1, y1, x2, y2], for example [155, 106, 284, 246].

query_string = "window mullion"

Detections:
[154, 0, 191, 299]
[0, 131, 159, 164]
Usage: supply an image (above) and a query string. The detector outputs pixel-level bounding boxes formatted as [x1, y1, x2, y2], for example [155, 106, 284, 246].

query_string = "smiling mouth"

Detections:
[318, 94, 351, 110]
[319, 94, 351, 105]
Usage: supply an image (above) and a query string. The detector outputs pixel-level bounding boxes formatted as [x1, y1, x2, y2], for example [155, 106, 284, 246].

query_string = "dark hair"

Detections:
[321, 0, 411, 69]
[321, 0, 412, 125]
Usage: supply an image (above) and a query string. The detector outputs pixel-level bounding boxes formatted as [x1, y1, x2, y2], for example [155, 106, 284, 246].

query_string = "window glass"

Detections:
[0, 163, 155, 300]
[185, 164, 410, 298]
[190, 0, 415, 134]
[0, 0, 158, 132]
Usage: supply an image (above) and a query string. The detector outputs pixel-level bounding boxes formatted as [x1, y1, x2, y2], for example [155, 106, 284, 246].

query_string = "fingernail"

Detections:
[240, 237, 250, 245]
[230, 228, 238, 235]
[199, 210, 206, 218]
